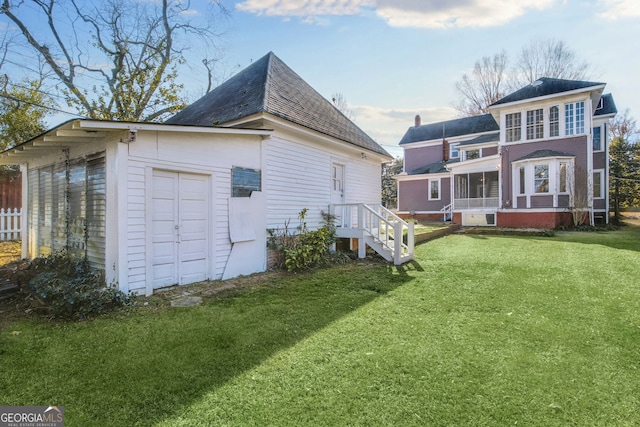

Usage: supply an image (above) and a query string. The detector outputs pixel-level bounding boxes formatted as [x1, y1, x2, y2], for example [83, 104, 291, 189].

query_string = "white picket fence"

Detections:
[0, 208, 22, 241]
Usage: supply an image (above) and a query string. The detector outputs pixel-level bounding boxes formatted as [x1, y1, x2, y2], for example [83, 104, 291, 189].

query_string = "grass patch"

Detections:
[1, 224, 639, 426]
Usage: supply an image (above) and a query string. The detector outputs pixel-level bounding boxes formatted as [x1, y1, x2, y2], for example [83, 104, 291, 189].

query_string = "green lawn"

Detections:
[1, 224, 639, 426]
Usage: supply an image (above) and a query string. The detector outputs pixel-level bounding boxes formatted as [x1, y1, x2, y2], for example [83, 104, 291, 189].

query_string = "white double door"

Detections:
[152, 170, 209, 289]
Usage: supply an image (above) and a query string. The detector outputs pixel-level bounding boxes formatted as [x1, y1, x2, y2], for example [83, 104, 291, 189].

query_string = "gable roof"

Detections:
[594, 93, 617, 117]
[513, 149, 574, 162]
[407, 159, 458, 175]
[399, 114, 498, 145]
[490, 77, 605, 107]
[166, 52, 390, 157]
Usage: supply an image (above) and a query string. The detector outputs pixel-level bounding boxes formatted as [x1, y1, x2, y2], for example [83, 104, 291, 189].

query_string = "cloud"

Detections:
[597, 0, 640, 19]
[350, 104, 456, 151]
[376, 0, 556, 29]
[235, 0, 375, 17]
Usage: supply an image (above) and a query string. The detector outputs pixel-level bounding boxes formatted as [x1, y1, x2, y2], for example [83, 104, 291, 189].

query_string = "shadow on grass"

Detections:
[1, 262, 416, 426]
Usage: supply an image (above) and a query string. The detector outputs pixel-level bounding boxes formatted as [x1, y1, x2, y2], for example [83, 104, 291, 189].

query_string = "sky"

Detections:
[3, 0, 640, 158]
[214, 0, 640, 158]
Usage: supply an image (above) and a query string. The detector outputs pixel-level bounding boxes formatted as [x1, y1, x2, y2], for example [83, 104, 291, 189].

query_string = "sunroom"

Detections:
[447, 154, 501, 226]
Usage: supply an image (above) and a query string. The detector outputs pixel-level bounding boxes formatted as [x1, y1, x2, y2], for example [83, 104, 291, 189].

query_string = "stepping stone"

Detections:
[170, 296, 203, 307]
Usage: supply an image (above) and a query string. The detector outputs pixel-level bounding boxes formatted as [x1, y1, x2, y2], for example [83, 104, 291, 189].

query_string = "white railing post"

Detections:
[393, 221, 401, 265]
[407, 221, 414, 257]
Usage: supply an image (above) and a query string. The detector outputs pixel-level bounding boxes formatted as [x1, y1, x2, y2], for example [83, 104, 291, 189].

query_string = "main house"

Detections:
[0, 52, 412, 295]
[396, 78, 617, 228]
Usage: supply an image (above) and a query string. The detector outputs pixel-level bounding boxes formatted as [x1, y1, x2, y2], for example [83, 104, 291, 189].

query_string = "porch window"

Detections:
[519, 167, 526, 194]
[27, 152, 106, 269]
[526, 109, 544, 140]
[464, 149, 480, 160]
[429, 179, 441, 200]
[505, 112, 521, 142]
[549, 106, 559, 137]
[534, 164, 550, 193]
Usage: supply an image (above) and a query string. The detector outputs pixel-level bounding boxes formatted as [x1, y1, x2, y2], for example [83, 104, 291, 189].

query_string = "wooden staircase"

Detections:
[331, 203, 414, 265]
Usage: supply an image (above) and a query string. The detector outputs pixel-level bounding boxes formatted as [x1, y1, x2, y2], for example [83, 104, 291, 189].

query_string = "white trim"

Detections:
[395, 172, 450, 182]
[488, 84, 606, 111]
[428, 178, 441, 201]
[593, 169, 605, 199]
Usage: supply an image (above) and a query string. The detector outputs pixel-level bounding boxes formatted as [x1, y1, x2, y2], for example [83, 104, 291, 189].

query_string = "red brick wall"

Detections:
[497, 211, 572, 229]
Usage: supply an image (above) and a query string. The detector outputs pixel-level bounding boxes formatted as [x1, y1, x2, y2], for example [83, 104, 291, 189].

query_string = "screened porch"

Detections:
[453, 171, 499, 209]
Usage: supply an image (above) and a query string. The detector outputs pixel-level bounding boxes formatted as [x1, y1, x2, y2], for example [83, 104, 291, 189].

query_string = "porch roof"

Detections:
[458, 132, 500, 146]
[513, 149, 574, 162]
[0, 119, 273, 165]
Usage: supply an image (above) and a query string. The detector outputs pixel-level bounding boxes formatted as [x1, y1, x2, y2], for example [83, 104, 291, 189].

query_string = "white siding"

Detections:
[264, 130, 385, 231]
[123, 131, 263, 292]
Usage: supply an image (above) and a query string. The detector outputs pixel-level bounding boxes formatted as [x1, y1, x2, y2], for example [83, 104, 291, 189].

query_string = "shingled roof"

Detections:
[166, 52, 390, 157]
[399, 114, 498, 145]
[490, 77, 605, 106]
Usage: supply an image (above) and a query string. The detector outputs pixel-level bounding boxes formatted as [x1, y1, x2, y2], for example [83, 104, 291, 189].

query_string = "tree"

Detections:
[1, 0, 228, 122]
[0, 77, 52, 150]
[331, 92, 354, 121]
[0, 33, 51, 150]
[382, 157, 403, 209]
[609, 109, 640, 221]
[454, 39, 593, 116]
[454, 51, 509, 116]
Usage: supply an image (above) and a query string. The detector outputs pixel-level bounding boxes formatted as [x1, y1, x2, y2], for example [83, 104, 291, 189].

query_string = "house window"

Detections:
[549, 106, 559, 137]
[519, 167, 526, 194]
[565, 101, 585, 135]
[593, 126, 602, 152]
[465, 149, 480, 160]
[593, 170, 604, 199]
[534, 164, 549, 193]
[450, 144, 459, 159]
[429, 179, 441, 200]
[505, 112, 521, 142]
[232, 166, 261, 197]
[559, 162, 568, 193]
[526, 109, 544, 140]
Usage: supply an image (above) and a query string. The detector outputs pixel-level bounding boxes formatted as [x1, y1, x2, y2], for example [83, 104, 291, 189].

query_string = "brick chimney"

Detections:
[414, 114, 421, 127]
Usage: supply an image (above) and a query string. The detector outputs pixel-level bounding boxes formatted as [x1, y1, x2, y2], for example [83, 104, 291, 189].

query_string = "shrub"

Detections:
[268, 209, 338, 271]
[13, 252, 136, 320]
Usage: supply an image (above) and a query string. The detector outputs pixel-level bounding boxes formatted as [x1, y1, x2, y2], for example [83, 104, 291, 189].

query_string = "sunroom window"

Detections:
[534, 164, 549, 193]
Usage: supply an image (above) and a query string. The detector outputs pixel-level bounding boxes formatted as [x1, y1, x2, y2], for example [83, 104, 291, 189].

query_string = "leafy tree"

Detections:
[1, 0, 228, 122]
[454, 39, 593, 116]
[0, 77, 51, 150]
[382, 157, 403, 209]
[609, 109, 640, 221]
